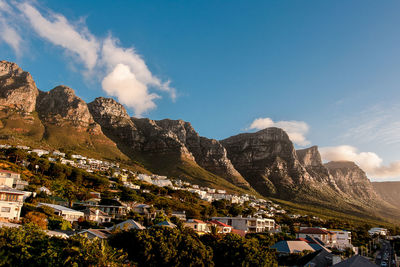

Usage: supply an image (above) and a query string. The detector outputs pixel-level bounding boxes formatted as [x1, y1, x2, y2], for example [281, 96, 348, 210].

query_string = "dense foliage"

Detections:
[0, 224, 126, 267]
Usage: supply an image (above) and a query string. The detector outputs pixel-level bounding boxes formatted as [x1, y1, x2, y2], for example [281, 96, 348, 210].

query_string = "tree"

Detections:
[0, 224, 127, 266]
[23, 211, 48, 229]
[201, 233, 277, 266]
[109, 227, 214, 267]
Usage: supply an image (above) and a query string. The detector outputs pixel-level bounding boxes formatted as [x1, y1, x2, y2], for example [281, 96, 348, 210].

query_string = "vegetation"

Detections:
[0, 224, 127, 267]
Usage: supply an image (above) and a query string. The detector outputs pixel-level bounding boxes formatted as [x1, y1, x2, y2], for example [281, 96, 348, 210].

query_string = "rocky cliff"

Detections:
[0, 61, 38, 112]
[296, 146, 339, 190]
[37, 85, 95, 126]
[324, 161, 378, 200]
[221, 128, 313, 197]
[88, 97, 250, 189]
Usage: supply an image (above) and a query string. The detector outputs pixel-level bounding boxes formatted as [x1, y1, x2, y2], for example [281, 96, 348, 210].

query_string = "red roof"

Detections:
[298, 228, 332, 235]
[231, 229, 246, 237]
[191, 219, 206, 224]
[208, 220, 232, 228]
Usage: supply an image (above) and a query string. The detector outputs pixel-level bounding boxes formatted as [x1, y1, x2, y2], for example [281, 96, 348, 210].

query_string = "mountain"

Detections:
[324, 161, 378, 201]
[0, 60, 399, 222]
[0, 61, 127, 160]
[372, 181, 400, 210]
[88, 97, 251, 191]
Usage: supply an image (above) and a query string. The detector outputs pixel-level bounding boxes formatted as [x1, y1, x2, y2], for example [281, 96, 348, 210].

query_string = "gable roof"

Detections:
[156, 221, 177, 228]
[333, 255, 378, 267]
[208, 220, 232, 228]
[298, 228, 332, 235]
[108, 219, 146, 231]
[271, 240, 315, 254]
[79, 229, 111, 239]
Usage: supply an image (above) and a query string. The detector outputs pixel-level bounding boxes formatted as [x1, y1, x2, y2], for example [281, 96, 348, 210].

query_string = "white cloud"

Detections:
[0, 20, 21, 55]
[248, 117, 310, 146]
[0, 1, 176, 115]
[102, 64, 160, 115]
[0, 1, 22, 55]
[100, 37, 176, 115]
[320, 145, 400, 179]
[18, 2, 99, 70]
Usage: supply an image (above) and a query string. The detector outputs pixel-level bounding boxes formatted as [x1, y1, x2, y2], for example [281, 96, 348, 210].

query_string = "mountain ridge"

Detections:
[0, 60, 398, 222]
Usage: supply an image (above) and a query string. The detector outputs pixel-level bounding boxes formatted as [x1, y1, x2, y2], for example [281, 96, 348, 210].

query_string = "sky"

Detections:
[1, 0, 400, 181]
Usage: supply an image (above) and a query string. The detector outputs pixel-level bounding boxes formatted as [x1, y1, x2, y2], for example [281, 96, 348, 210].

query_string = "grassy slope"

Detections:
[272, 197, 397, 228]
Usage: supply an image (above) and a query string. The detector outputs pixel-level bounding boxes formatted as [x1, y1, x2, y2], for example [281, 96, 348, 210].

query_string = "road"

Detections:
[376, 240, 396, 267]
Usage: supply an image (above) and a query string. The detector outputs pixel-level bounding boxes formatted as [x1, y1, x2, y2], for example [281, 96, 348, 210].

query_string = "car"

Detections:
[381, 261, 388, 267]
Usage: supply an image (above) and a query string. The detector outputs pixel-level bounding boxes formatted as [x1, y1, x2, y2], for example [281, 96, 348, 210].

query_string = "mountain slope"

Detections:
[88, 97, 252, 192]
[372, 181, 400, 210]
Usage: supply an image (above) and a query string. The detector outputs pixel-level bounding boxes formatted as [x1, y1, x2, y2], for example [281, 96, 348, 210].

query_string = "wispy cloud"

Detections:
[0, 0, 22, 55]
[339, 104, 400, 146]
[247, 117, 310, 146]
[1, 1, 175, 116]
[320, 145, 400, 179]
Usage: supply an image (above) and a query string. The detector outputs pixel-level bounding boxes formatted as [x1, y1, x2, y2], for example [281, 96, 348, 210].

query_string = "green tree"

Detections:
[109, 227, 214, 267]
[201, 233, 277, 267]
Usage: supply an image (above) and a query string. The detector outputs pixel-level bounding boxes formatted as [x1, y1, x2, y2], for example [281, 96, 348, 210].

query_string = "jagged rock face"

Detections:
[296, 146, 339, 189]
[221, 127, 312, 197]
[0, 61, 38, 112]
[88, 97, 145, 150]
[325, 161, 378, 200]
[36, 85, 94, 126]
[155, 119, 250, 188]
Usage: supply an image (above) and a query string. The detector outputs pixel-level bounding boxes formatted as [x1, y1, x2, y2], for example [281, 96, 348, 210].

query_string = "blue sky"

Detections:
[1, 0, 400, 180]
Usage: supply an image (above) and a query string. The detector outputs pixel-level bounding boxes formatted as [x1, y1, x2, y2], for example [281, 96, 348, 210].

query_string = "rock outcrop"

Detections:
[221, 127, 312, 197]
[324, 161, 378, 200]
[88, 97, 250, 188]
[0, 61, 38, 112]
[296, 146, 339, 189]
[154, 119, 250, 188]
[36, 85, 94, 126]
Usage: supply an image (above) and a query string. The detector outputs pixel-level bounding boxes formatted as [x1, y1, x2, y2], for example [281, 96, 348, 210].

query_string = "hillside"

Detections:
[373, 181, 400, 210]
[0, 60, 399, 223]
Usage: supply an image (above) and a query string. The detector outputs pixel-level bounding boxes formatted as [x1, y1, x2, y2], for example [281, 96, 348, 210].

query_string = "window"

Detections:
[1, 207, 11, 212]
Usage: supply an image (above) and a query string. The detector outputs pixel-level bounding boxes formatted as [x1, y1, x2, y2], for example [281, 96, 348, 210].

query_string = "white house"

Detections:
[185, 219, 208, 233]
[30, 149, 49, 157]
[212, 216, 275, 233]
[330, 230, 353, 249]
[0, 186, 24, 220]
[296, 227, 337, 247]
[368, 227, 388, 236]
[38, 203, 84, 222]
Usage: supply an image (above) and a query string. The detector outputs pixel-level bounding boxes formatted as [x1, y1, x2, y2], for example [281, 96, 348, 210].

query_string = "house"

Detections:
[368, 227, 388, 236]
[83, 208, 112, 224]
[78, 229, 111, 239]
[270, 240, 315, 254]
[108, 219, 146, 231]
[0, 186, 24, 220]
[151, 179, 173, 188]
[296, 249, 341, 267]
[185, 219, 208, 233]
[39, 186, 51, 195]
[156, 221, 177, 228]
[171, 211, 186, 221]
[330, 230, 353, 250]
[132, 203, 156, 219]
[30, 149, 49, 157]
[38, 203, 84, 222]
[0, 170, 29, 190]
[208, 220, 232, 234]
[296, 227, 337, 247]
[211, 216, 275, 233]
[333, 254, 378, 267]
